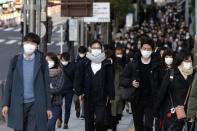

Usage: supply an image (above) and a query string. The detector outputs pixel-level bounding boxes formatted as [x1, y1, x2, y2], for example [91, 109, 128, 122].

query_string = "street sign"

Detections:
[69, 19, 78, 41]
[84, 2, 110, 23]
[41, 23, 46, 38]
[61, 0, 93, 17]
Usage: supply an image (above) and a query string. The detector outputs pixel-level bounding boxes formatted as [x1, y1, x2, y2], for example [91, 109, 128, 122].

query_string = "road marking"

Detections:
[52, 26, 58, 32]
[18, 41, 22, 45]
[4, 27, 14, 31]
[0, 39, 6, 43]
[8, 37, 21, 40]
[56, 42, 64, 46]
[5, 40, 18, 45]
[47, 41, 55, 45]
[13, 27, 21, 32]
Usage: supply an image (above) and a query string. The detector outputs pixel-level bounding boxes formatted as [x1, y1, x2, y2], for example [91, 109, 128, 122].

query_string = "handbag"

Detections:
[120, 86, 136, 101]
[170, 86, 192, 120]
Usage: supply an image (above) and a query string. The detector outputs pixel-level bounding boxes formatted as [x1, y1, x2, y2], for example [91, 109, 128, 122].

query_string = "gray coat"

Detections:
[111, 64, 123, 116]
[2, 52, 51, 131]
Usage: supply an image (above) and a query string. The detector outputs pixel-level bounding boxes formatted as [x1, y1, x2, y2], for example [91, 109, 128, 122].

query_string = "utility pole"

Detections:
[185, 0, 189, 25]
[23, 0, 47, 53]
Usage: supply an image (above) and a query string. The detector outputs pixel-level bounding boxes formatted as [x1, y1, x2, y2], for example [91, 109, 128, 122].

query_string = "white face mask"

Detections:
[183, 62, 192, 70]
[79, 54, 85, 58]
[126, 50, 130, 54]
[91, 49, 102, 56]
[165, 58, 173, 65]
[23, 44, 36, 55]
[141, 50, 152, 58]
[48, 61, 55, 69]
[116, 54, 123, 58]
[61, 61, 68, 66]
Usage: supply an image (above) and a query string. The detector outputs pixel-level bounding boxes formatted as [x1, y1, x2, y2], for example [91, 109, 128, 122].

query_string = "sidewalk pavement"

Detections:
[0, 103, 133, 131]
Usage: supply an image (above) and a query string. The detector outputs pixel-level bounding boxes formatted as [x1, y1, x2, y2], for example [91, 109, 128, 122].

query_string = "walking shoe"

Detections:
[76, 110, 80, 118]
[63, 124, 68, 129]
[80, 115, 85, 120]
[57, 119, 62, 128]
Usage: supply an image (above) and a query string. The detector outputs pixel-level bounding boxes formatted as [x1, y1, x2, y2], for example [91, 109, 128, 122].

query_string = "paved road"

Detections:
[0, 25, 68, 80]
[0, 103, 133, 131]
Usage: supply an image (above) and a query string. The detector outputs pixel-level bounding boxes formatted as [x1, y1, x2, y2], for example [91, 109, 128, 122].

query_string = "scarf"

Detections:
[178, 65, 193, 80]
[86, 52, 106, 64]
[49, 67, 62, 77]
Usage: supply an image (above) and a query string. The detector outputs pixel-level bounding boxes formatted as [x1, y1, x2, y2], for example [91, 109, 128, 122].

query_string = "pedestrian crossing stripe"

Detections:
[4, 27, 14, 32]
[0, 38, 61, 46]
[56, 42, 64, 46]
[56, 30, 61, 33]
[52, 26, 58, 32]
[13, 28, 21, 32]
[5, 40, 18, 45]
[0, 39, 6, 43]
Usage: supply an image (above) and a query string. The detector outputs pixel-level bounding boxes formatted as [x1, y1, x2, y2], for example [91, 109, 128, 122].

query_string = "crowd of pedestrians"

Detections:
[1, 1, 197, 131]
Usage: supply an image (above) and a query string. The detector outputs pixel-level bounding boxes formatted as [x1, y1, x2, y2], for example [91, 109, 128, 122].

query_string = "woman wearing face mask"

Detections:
[74, 40, 115, 131]
[155, 50, 175, 130]
[46, 52, 65, 131]
[153, 50, 196, 131]
[162, 50, 174, 73]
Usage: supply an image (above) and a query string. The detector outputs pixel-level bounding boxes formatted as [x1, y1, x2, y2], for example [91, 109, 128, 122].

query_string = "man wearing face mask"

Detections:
[120, 37, 162, 131]
[2, 33, 52, 131]
[56, 52, 75, 129]
[74, 40, 115, 131]
[115, 47, 125, 69]
[73, 46, 87, 119]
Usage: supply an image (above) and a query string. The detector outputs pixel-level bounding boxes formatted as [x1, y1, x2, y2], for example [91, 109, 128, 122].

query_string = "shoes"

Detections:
[57, 120, 62, 128]
[80, 115, 85, 120]
[63, 124, 68, 129]
[76, 110, 80, 118]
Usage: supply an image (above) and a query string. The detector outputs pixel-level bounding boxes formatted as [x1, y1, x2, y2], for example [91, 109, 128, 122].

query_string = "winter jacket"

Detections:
[74, 58, 115, 101]
[2, 51, 51, 131]
[61, 62, 75, 92]
[120, 51, 162, 103]
[187, 73, 197, 119]
[154, 68, 196, 117]
[50, 70, 65, 107]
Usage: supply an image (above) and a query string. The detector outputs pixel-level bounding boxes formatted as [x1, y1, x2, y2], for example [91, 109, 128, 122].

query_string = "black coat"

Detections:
[74, 58, 115, 101]
[61, 62, 75, 91]
[153, 68, 196, 117]
[120, 52, 162, 103]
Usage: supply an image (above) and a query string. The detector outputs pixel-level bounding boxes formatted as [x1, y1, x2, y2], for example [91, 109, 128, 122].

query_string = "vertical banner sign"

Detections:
[126, 13, 134, 28]
[146, 0, 152, 5]
[69, 19, 79, 41]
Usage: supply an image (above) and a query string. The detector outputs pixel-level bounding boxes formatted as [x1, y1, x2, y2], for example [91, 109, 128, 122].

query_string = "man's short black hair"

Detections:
[141, 36, 154, 49]
[90, 40, 103, 48]
[78, 46, 87, 53]
[24, 33, 40, 45]
[61, 52, 70, 61]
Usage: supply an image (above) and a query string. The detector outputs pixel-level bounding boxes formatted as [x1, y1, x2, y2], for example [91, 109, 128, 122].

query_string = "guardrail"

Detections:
[0, 80, 5, 120]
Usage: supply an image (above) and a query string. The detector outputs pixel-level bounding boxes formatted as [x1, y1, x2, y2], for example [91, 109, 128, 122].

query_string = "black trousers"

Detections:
[15, 102, 36, 131]
[132, 99, 153, 131]
[84, 99, 106, 131]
